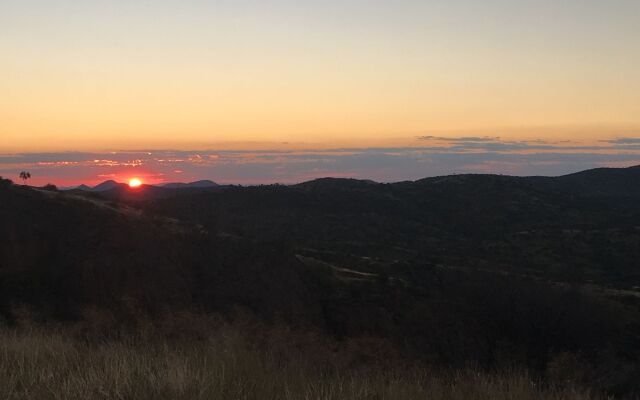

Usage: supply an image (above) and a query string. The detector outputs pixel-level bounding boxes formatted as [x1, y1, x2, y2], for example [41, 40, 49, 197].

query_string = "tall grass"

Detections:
[0, 322, 604, 400]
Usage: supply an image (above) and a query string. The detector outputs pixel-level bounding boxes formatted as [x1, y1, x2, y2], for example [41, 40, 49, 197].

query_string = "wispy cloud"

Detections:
[600, 137, 640, 146]
[1, 137, 640, 186]
[417, 136, 502, 142]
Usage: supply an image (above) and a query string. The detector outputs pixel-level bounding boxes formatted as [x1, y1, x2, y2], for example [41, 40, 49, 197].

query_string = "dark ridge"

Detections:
[161, 180, 219, 189]
[89, 180, 127, 192]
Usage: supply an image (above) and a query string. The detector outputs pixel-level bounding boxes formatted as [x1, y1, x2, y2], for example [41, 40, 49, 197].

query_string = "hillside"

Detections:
[136, 166, 640, 287]
[2, 168, 640, 396]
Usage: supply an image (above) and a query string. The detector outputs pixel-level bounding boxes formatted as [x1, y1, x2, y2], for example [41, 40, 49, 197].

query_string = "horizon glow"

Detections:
[2, 136, 640, 186]
[1, 1, 639, 182]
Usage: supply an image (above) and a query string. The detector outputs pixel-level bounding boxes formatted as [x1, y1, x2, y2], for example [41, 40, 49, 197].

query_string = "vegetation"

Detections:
[18, 171, 31, 185]
[0, 176, 13, 187]
[1, 166, 640, 398]
[0, 320, 606, 400]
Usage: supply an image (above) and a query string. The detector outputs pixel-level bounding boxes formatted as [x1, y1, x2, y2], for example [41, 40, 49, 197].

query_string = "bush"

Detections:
[0, 177, 13, 188]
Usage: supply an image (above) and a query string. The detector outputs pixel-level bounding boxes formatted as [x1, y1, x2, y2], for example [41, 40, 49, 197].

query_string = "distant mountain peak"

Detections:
[160, 180, 219, 189]
[91, 180, 123, 191]
[68, 179, 220, 192]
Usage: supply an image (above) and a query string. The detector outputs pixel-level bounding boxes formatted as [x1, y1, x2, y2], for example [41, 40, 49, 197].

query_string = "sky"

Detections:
[1, 0, 639, 184]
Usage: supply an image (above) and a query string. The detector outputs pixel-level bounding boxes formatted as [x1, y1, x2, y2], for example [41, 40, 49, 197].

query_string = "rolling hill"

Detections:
[2, 167, 640, 395]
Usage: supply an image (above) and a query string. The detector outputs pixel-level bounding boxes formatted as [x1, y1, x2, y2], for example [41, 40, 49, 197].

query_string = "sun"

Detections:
[128, 178, 142, 188]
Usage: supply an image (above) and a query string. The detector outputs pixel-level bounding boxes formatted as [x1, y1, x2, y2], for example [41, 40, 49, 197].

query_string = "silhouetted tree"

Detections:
[19, 171, 31, 185]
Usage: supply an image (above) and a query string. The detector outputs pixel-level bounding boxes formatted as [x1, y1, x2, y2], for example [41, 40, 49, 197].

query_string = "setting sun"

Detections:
[128, 178, 142, 188]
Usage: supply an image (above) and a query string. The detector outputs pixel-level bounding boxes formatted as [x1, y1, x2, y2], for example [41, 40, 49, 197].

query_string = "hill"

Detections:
[161, 180, 219, 189]
[136, 166, 640, 287]
[0, 181, 315, 322]
[2, 167, 640, 396]
[91, 180, 125, 191]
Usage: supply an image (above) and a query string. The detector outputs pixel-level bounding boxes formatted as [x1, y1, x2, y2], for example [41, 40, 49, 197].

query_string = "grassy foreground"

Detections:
[0, 322, 604, 400]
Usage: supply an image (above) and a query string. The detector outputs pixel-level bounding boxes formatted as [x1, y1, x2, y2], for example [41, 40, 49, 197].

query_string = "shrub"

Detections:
[0, 176, 13, 188]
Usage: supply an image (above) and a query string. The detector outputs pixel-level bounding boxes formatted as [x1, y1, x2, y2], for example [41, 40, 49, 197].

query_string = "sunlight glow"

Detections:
[129, 178, 142, 188]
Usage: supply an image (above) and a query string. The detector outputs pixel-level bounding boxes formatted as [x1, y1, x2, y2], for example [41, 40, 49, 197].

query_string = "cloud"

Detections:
[414, 136, 577, 152]
[600, 137, 640, 146]
[417, 136, 501, 142]
[1, 140, 640, 186]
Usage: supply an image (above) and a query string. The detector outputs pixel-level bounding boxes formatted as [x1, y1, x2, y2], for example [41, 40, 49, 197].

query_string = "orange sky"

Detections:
[1, 1, 639, 152]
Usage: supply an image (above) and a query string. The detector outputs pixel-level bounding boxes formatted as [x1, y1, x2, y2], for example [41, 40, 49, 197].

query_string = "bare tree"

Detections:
[19, 171, 31, 185]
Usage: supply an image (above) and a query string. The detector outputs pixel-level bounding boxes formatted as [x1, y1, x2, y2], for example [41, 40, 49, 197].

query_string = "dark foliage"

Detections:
[0, 177, 13, 188]
[2, 166, 640, 396]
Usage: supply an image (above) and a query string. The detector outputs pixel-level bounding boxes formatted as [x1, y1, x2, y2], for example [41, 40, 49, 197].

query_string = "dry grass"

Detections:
[0, 324, 604, 400]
